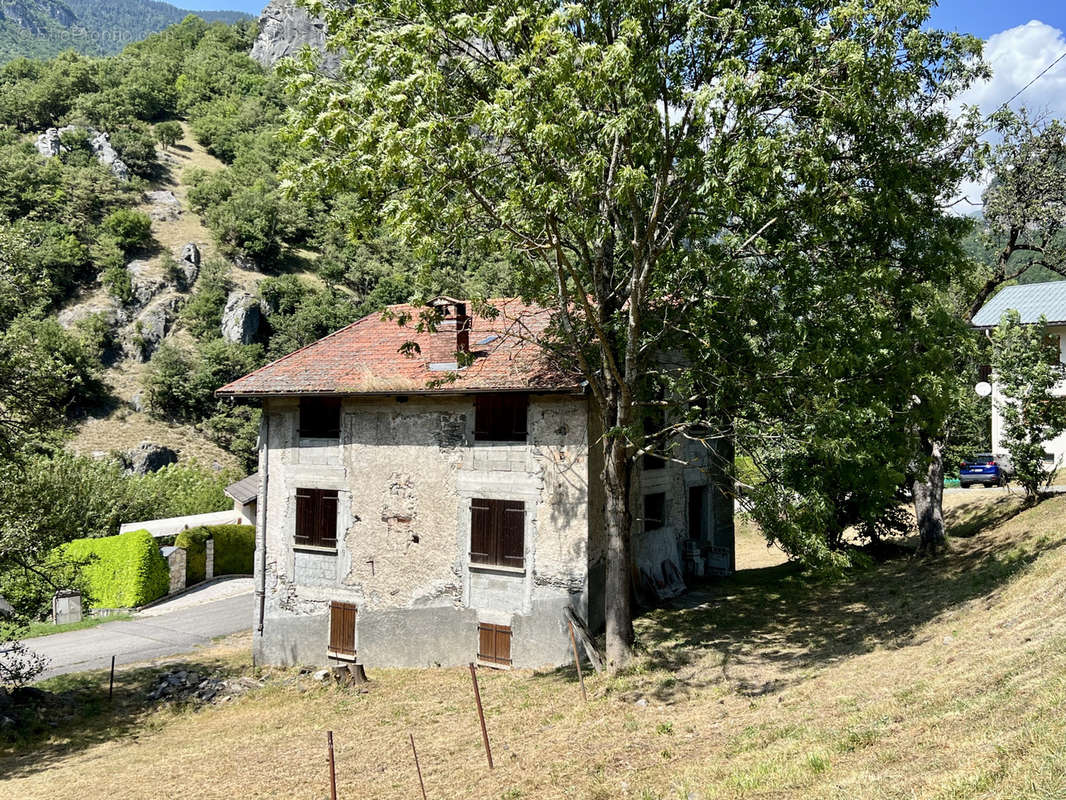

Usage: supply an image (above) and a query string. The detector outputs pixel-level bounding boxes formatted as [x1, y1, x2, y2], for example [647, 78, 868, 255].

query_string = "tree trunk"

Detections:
[912, 437, 946, 554]
[603, 434, 634, 670]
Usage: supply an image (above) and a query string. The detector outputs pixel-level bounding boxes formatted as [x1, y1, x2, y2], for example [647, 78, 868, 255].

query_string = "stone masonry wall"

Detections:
[254, 394, 592, 669]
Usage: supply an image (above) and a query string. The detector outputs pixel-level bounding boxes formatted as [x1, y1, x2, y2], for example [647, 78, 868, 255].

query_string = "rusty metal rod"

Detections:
[108, 655, 115, 701]
[568, 620, 587, 702]
[469, 662, 493, 769]
[327, 730, 337, 800]
[410, 733, 428, 800]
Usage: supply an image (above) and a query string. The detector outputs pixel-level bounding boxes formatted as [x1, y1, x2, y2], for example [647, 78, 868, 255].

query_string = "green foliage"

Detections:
[991, 311, 1066, 500]
[174, 524, 254, 584]
[61, 529, 169, 608]
[109, 123, 158, 177]
[144, 340, 264, 419]
[284, 0, 984, 579]
[154, 120, 182, 150]
[0, 452, 236, 617]
[143, 340, 264, 467]
[179, 256, 231, 340]
[101, 262, 133, 302]
[0, 315, 105, 456]
[101, 208, 153, 253]
[257, 275, 361, 358]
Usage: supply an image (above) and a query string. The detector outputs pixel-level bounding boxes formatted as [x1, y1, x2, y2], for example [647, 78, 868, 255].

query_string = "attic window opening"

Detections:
[300, 397, 341, 439]
[474, 393, 528, 442]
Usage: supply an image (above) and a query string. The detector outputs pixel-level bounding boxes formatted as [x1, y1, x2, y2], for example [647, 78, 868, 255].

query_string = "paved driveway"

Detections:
[28, 578, 254, 680]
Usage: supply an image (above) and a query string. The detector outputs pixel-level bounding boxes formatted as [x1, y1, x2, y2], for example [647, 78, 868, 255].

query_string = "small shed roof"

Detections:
[119, 510, 244, 538]
[972, 281, 1066, 328]
[225, 473, 259, 505]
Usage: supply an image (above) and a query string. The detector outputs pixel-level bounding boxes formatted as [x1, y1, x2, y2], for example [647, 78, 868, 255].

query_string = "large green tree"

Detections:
[284, 0, 982, 667]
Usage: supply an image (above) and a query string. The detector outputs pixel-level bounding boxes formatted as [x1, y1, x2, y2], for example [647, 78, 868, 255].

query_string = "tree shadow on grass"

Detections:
[558, 496, 1066, 706]
[0, 654, 247, 779]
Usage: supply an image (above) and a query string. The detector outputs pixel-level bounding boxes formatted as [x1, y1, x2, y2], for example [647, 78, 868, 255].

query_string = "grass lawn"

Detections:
[3, 492, 1065, 799]
[20, 614, 132, 639]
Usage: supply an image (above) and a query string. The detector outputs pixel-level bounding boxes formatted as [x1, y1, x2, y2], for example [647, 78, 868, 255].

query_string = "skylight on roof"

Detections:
[477, 334, 500, 345]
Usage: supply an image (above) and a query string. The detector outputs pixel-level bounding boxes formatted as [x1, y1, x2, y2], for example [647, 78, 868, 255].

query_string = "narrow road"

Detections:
[28, 581, 253, 680]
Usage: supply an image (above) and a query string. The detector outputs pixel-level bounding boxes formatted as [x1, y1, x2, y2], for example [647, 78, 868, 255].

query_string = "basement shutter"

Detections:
[477, 622, 512, 667]
[328, 601, 357, 658]
[469, 499, 525, 569]
[295, 488, 339, 549]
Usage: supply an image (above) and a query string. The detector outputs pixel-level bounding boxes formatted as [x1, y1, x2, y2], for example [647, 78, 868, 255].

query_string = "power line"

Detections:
[996, 48, 1066, 112]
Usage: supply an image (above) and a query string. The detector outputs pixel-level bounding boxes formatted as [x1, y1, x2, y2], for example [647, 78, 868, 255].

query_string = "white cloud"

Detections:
[949, 21, 1066, 211]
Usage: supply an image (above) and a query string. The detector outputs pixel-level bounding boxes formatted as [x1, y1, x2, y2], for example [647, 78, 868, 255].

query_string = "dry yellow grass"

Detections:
[4, 495, 1066, 799]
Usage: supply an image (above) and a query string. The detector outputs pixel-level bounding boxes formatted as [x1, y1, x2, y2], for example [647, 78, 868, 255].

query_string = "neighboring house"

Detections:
[225, 473, 259, 526]
[217, 297, 734, 670]
[972, 281, 1066, 464]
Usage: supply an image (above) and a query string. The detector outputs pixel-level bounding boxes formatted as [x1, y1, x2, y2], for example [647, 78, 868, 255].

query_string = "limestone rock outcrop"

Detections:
[179, 242, 201, 286]
[125, 442, 178, 475]
[34, 126, 130, 181]
[249, 0, 340, 75]
[145, 190, 182, 222]
[121, 295, 180, 362]
[221, 291, 261, 344]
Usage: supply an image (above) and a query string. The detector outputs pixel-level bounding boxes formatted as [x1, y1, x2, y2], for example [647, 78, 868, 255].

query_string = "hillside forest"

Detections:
[0, 15, 518, 621]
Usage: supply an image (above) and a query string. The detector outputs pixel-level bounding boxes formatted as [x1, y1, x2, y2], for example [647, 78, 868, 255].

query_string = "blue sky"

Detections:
[177, 0, 1066, 35]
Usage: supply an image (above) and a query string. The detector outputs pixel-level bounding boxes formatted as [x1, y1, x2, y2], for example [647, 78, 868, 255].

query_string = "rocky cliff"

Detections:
[249, 0, 339, 74]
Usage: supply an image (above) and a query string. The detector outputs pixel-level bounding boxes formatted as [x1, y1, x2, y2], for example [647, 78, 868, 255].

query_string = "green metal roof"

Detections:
[971, 281, 1066, 328]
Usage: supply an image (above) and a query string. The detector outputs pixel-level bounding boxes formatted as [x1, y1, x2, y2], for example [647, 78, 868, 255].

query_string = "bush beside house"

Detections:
[174, 525, 254, 584]
[62, 529, 170, 608]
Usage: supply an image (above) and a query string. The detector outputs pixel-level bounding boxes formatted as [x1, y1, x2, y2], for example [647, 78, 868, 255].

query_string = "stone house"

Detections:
[973, 282, 1066, 464]
[218, 298, 734, 669]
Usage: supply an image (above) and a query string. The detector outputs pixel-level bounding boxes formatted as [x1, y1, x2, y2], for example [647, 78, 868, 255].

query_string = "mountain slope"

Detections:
[0, 0, 250, 62]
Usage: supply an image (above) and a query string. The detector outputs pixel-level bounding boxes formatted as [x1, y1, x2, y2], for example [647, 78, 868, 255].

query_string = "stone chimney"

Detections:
[428, 297, 471, 366]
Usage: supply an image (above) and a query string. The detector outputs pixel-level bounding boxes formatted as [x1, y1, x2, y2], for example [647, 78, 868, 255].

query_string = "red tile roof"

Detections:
[216, 299, 584, 397]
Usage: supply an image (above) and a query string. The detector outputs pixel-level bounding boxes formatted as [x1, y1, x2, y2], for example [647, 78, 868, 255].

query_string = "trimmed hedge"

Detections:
[174, 525, 254, 584]
[62, 529, 170, 609]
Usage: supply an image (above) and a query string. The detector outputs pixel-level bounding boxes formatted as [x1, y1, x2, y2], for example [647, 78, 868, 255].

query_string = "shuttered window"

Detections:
[477, 622, 512, 667]
[474, 394, 528, 441]
[470, 499, 525, 569]
[295, 488, 339, 549]
[299, 397, 341, 438]
[328, 601, 357, 657]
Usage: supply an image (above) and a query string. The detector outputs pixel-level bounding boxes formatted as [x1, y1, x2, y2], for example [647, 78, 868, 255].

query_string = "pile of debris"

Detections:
[145, 668, 265, 706]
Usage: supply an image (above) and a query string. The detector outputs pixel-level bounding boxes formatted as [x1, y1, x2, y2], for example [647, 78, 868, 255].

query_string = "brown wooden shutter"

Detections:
[477, 622, 512, 666]
[319, 490, 339, 548]
[295, 490, 314, 546]
[470, 499, 494, 564]
[329, 601, 357, 657]
[510, 395, 528, 439]
[474, 394, 528, 441]
[473, 395, 493, 441]
[500, 501, 525, 569]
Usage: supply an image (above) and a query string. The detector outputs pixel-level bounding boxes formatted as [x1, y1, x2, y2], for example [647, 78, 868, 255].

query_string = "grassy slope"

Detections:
[3, 492, 1066, 799]
[66, 123, 244, 470]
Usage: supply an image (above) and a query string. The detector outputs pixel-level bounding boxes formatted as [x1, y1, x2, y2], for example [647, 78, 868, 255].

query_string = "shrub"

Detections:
[174, 524, 254, 584]
[61, 529, 169, 609]
[101, 208, 153, 253]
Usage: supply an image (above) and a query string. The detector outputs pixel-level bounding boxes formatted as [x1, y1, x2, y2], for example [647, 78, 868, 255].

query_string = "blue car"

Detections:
[959, 453, 1013, 488]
